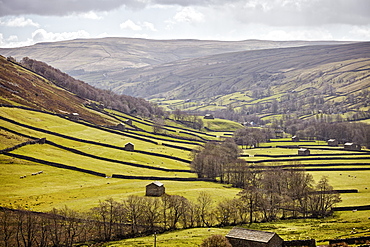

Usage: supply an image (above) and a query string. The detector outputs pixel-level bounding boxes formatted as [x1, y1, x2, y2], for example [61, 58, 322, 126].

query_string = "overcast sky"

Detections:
[0, 0, 370, 48]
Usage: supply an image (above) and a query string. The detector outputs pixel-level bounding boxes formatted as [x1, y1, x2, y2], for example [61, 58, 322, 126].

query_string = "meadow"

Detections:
[1, 106, 370, 246]
[103, 210, 370, 247]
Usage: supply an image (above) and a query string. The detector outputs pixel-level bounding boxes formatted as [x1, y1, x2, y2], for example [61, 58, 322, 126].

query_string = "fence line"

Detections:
[3, 153, 106, 177]
[0, 115, 191, 163]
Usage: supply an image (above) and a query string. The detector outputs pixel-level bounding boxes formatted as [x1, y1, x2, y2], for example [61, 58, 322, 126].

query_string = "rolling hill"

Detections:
[112, 42, 370, 98]
[0, 37, 351, 90]
[2, 38, 367, 123]
[1, 45, 370, 246]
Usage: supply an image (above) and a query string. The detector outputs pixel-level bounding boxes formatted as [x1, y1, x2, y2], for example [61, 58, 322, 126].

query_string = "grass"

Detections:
[203, 118, 243, 132]
[11, 144, 193, 177]
[0, 118, 194, 170]
[310, 170, 370, 207]
[102, 210, 370, 246]
[1, 106, 370, 245]
[0, 108, 198, 159]
[102, 228, 232, 247]
[0, 129, 30, 149]
[0, 155, 241, 212]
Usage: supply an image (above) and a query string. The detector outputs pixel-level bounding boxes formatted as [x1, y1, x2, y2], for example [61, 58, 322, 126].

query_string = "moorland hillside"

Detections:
[0, 38, 351, 89]
[113, 42, 370, 99]
[120, 42, 370, 122]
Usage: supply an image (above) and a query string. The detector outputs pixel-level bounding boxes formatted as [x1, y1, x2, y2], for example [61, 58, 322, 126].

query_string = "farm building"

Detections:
[291, 135, 300, 142]
[124, 142, 134, 151]
[117, 123, 125, 131]
[38, 137, 46, 144]
[275, 129, 284, 138]
[344, 143, 361, 151]
[204, 114, 214, 119]
[69, 113, 79, 121]
[327, 139, 338, 147]
[298, 148, 310, 156]
[146, 181, 165, 197]
[226, 227, 283, 247]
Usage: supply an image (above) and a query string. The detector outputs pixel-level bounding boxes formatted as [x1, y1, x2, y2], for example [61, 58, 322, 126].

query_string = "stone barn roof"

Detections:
[226, 227, 279, 243]
[147, 181, 164, 187]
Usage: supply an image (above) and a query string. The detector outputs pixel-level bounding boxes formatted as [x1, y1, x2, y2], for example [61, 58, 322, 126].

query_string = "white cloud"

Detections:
[120, 19, 157, 31]
[32, 29, 90, 43]
[7, 35, 18, 42]
[0, 17, 39, 27]
[173, 7, 204, 23]
[120, 19, 142, 31]
[78, 11, 104, 20]
[0, 33, 5, 46]
[142, 21, 157, 31]
[0, 33, 34, 48]
[349, 26, 370, 40]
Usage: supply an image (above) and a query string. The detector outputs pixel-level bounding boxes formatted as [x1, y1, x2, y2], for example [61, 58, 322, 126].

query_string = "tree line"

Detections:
[284, 119, 370, 148]
[0, 171, 340, 247]
[171, 109, 204, 130]
[190, 138, 341, 222]
[17, 57, 165, 119]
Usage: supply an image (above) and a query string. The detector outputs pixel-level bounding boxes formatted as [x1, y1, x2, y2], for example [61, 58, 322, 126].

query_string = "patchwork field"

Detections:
[1, 105, 370, 245]
[103, 210, 370, 246]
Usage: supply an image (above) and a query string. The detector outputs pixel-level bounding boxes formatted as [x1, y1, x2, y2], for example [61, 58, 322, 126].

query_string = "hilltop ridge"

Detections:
[0, 37, 351, 89]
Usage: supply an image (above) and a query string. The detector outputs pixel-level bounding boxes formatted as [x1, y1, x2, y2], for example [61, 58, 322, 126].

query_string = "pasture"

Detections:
[102, 210, 370, 246]
[1, 106, 370, 245]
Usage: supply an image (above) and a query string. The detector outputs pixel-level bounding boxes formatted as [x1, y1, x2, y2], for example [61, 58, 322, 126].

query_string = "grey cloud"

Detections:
[1, 0, 369, 27]
[0, 0, 148, 17]
[232, 0, 370, 26]
[0, 0, 236, 17]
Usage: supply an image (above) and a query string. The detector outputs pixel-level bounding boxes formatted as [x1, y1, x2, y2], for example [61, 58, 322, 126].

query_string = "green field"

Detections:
[103, 210, 370, 246]
[1, 105, 370, 245]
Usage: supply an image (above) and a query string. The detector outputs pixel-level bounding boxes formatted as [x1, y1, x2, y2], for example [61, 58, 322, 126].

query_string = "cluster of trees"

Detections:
[236, 168, 341, 223]
[285, 120, 370, 148]
[18, 57, 164, 118]
[190, 139, 341, 222]
[191, 139, 240, 182]
[0, 173, 340, 247]
[172, 109, 204, 130]
[191, 128, 270, 180]
[233, 127, 271, 148]
[207, 107, 265, 126]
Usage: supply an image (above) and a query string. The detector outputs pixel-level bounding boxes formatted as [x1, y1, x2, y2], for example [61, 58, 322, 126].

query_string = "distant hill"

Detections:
[1, 38, 368, 123]
[108, 42, 369, 122]
[0, 37, 351, 89]
[108, 42, 370, 98]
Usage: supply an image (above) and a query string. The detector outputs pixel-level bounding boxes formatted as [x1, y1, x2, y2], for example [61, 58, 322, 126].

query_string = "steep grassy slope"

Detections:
[0, 38, 351, 89]
[0, 55, 115, 125]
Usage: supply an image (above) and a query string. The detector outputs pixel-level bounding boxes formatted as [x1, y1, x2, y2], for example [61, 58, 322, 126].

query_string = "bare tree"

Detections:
[309, 176, 341, 217]
[141, 197, 162, 231]
[216, 198, 239, 226]
[0, 208, 16, 247]
[122, 196, 146, 234]
[234, 127, 270, 148]
[196, 192, 214, 227]
[238, 172, 262, 224]
[191, 139, 240, 181]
